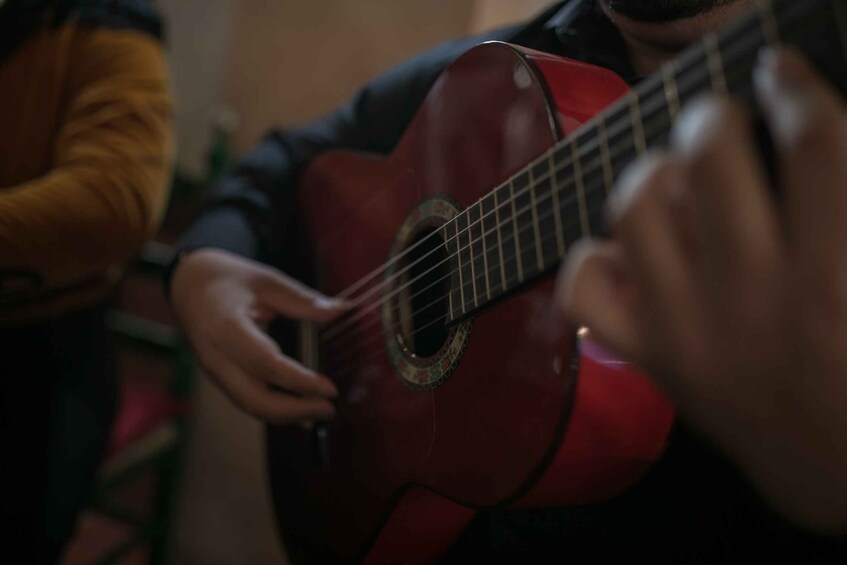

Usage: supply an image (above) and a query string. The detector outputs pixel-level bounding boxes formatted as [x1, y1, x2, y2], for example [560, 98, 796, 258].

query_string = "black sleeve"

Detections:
[173, 25, 530, 269]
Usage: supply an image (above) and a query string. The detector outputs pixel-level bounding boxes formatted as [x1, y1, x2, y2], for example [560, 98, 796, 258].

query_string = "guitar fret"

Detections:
[455, 212, 473, 314]
[662, 62, 681, 121]
[468, 202, 487, 306]
[509, 180, 525, 283]
[447, 274, 454, 321]
[481, 193, 502, 298]
[628, 94, 647, 155]
[570, 139, 591, 236]
[528, 167, 544, 271]
[531, 159, 559, 269]
[497, 183, 519, 293]
[594, 119, 615, 198]
[494, 189, 507, 292]
[442, 221, 462, 320]
[547, 151, 566, 257]
[466, 210, 478, 309]
[704, 32, 728, 94]
[479, 196, 492, 300]
[513, 171, 538, 280]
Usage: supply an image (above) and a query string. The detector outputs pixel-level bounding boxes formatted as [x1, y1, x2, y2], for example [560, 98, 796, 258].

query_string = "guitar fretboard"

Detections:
[442, 0, 847, 324]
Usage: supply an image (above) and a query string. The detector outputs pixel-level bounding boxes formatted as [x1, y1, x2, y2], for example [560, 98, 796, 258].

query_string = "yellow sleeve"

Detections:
[0, 25, 174, 290]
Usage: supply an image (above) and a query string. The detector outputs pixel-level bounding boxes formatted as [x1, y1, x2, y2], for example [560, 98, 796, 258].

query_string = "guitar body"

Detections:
[267, 42, 675, 563]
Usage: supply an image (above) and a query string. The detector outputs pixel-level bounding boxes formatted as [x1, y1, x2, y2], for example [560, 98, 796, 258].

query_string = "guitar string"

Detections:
[323, 0, 816, 332]
[317, 10, 774, 343]
[323, 207, 598, 373]
[317, 12, 831, 366]
[320, 67, 709, 343]
[321, 4, 824, 353]
[321, 127, 657, 355]
[318, 25, 768, 347]
[315, 3, 830, 378]
[321, 65, 755, 369]
[320, 69, 767, 350]
[326, 3, 771, 307]
[320, 3, 769, 311]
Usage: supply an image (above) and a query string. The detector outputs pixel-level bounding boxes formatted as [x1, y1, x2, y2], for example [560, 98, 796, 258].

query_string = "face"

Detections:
[601, 0, 742, 23]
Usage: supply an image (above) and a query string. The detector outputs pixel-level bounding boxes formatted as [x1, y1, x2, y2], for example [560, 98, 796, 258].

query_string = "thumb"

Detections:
[556, 239, 643, 362]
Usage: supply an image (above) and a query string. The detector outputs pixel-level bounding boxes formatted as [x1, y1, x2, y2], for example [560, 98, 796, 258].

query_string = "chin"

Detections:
[601, 0, 742, 23]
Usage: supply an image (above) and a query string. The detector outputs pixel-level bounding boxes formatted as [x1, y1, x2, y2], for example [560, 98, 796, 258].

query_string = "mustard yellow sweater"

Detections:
[0, 12, 173, 326]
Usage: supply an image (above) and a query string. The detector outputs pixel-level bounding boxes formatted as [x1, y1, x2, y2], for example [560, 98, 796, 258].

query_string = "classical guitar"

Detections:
[267, 0, 847, 562]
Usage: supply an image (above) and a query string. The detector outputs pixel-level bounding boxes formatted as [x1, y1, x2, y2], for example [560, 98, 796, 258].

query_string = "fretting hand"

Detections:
[556, 49, 847, 533]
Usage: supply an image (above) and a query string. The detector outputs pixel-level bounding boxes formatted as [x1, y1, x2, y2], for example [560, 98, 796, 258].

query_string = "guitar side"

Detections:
[267, 42, 675, 563]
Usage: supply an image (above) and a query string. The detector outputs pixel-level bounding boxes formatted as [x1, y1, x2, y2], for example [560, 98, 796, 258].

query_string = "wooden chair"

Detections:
[76, 243, 194, 565]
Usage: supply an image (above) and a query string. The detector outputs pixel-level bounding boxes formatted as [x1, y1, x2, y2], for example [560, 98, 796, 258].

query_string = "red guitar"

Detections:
[267, 0, 847, 562]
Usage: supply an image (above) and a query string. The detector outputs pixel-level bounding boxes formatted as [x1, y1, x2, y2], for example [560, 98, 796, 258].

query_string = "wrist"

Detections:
[163, 247, 207, 304]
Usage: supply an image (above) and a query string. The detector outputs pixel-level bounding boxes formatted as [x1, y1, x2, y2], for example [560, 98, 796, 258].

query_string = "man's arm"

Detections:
[168, 26, 526, 425]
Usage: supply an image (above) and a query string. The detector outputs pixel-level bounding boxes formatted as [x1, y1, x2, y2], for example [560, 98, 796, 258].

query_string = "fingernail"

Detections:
[672, 96, 720, 153]
[607, 172, 637, 222]
[314, 296, 347, 310]
[607, 152, 666, 222]
[756, 47, 806, 93]
[757, 46, 779, 72]
[754, 47, 779, 95]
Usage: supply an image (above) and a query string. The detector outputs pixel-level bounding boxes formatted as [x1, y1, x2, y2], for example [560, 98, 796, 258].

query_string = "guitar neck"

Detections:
[444, 0, 847, 324]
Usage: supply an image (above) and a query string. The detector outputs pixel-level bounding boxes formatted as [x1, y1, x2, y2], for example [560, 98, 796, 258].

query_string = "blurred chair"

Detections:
[83, 242, 194, 565]
[62, 106, 236, 565]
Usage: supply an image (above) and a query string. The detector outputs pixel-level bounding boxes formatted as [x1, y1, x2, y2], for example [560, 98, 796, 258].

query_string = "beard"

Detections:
[601, 0, 740, 22]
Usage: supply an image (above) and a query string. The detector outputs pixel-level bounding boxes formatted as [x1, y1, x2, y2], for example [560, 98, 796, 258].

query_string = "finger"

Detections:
[198, 344, 336, 425]
[556, 239, 644, 361]
[212, 312, 339, 399]
[755, 47, 847, 257]
[608, 152, 696, 316]
[257, 268, 350, 323]
[672, 97, 782, 283]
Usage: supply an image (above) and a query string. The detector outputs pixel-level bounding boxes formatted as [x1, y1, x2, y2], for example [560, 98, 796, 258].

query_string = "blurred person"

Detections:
[167, 0, 844, 562]
[0, 0, 173, 561]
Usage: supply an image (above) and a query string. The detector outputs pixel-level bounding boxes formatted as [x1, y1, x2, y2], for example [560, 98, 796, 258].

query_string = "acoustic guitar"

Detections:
[267, 0, 847, 561]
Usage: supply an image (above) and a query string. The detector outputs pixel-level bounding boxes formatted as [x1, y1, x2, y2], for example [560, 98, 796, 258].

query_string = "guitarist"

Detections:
[168, 0, 846, 561]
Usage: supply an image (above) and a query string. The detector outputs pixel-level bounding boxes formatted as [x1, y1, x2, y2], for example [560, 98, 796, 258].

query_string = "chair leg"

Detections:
[149, 427, 187, 565]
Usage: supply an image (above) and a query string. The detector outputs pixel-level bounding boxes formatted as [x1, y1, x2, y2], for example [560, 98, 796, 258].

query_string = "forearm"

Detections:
[0, 25, 173, 294]
[0, 160, 170, 290]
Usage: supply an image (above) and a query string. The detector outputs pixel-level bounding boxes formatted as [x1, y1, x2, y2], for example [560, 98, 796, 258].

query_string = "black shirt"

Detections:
[175, 1, 845, 561]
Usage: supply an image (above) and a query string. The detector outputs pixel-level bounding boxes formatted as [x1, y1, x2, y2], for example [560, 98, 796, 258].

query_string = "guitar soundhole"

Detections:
[395, 227, 450, 358]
